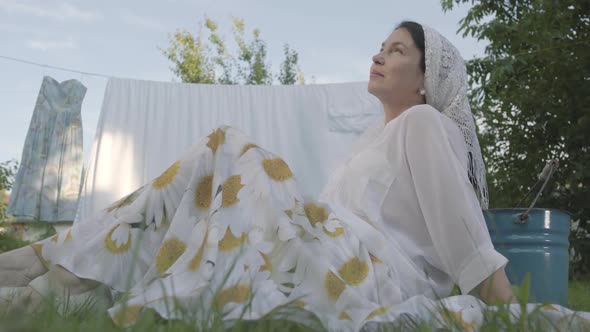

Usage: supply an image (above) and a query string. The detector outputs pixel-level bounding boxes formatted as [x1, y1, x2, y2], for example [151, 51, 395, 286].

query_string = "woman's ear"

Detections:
[418, 74, 426, 103]
[418, 71, 425, 89]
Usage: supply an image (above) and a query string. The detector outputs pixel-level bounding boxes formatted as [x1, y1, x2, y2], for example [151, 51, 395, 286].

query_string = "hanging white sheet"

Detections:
[75, 78, 382, 223]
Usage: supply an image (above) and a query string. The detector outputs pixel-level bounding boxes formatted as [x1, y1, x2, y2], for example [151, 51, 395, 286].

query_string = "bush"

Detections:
[0, 159, 18, 223]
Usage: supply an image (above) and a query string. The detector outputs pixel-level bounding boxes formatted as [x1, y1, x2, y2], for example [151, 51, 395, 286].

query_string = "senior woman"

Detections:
[1, 21, 517, 330]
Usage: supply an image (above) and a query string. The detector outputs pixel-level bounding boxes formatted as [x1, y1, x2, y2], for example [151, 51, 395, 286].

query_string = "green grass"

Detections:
[569, 279, 590, 312]
[0, 280, 588, 332]
[0, 291, 325, 332]
[0, 232, 30, 253]
[0, 230, 588, 331]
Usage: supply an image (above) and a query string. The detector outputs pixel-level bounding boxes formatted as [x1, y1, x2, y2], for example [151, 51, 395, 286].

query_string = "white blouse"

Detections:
[319, 104, 507, 298]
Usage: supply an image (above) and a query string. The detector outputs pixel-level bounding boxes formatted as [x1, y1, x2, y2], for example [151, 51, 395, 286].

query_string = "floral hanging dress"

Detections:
[8, 76, 85, 223]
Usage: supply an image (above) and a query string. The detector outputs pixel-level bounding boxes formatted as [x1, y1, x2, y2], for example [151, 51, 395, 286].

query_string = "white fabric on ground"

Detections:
[75, 79, 382, 224]
[32, 122, 589, 331]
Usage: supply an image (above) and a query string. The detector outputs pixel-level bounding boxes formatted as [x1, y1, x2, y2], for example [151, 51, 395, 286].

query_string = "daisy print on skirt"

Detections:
[145, 155, 193, 228]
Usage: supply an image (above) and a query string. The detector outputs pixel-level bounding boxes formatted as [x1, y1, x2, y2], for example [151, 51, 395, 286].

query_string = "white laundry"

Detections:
[75, 78, 382, 223]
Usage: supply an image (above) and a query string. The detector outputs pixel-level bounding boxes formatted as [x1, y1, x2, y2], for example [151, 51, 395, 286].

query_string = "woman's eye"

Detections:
[383, 48, 401, 55]
[379, 47, 401, 54]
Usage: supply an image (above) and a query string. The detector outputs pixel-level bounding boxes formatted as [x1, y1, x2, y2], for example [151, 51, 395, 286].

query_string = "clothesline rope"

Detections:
[2, 41, 588, 82]
[0, 54, 114, 79]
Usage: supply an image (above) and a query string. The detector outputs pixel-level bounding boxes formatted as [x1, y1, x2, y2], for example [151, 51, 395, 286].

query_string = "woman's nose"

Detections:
[372, 54, 384, 65]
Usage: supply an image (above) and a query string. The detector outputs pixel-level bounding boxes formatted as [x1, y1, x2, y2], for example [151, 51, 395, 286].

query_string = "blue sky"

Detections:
[0, 0, 485, 165]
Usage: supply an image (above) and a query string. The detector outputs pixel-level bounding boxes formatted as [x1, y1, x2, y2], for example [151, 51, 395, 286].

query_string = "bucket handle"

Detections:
[513, 159, 559, 224]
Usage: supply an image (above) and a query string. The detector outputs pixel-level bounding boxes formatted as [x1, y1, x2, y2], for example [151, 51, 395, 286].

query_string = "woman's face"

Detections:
[368, 28, 425, 107]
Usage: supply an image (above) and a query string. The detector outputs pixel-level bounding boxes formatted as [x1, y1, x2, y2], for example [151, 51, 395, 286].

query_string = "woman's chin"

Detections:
[367, 82, 385, 99]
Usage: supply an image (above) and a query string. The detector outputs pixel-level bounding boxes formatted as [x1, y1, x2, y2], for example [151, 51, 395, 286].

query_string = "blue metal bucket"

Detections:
[484, 208, 571, 305]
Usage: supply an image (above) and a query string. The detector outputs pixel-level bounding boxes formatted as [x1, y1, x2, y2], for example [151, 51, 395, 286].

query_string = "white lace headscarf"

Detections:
[422, 24, 489, 209]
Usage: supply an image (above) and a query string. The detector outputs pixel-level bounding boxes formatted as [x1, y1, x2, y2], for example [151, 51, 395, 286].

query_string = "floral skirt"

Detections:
[32, 126, 589, 331]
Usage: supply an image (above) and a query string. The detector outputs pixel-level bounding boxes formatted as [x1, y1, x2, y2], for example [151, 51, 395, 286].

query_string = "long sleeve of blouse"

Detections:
[402, 105, 507, 294]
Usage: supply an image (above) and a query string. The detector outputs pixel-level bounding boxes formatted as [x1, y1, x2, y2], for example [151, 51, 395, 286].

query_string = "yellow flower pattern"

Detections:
[259, 251, 272, 272]
[30, 243, 51, 268]
[104, 225, 132, 254]
[338, 257, 369, 286]
[194, 175, 213, 210]
[206, 128, 225, 154]
[221, 175, 244, 207]
[155, 237, 187, 273]
[323, 226, 344, 237]
[106, 187, 142, 213]
[304, 203, 328, 226]
[218, 228, 247, 252]
[216, 284, 250, 307]
[324, 270, 346, 301]
[240, 143, 258, 156]
[440, 309, 476, 331]
[152, 160, 181, 189]
[188, 232, 208, 272]
[261, 158, 293, 182]
[339, 311, 352, 320]
[366, 306, 391, 319]
[542, 304, 558, 311]
[292, 300, 306, 308]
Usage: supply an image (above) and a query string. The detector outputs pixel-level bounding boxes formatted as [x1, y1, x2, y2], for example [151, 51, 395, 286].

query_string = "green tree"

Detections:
[0, 159, 18, 222]
[162, 16, 304, 85]
[163, 27, 216, 84]
[441, 0, 590, 277]
[279, 44, 304, 85]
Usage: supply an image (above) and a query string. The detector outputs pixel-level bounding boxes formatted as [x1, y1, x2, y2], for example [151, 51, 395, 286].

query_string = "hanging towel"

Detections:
[8, 76, 86, 223]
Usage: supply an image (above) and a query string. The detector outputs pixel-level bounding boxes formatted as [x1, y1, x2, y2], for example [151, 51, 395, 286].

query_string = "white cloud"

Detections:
[0, 22, 45, 35]
[0, 1, 101, 21]
[27, 37, 78, 51]
[120, 12, 166, 31]
[301, 50, 370, 84]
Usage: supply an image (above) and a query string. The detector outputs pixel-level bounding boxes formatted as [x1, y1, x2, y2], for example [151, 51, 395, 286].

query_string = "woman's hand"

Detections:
[476, 267, 518, 304]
